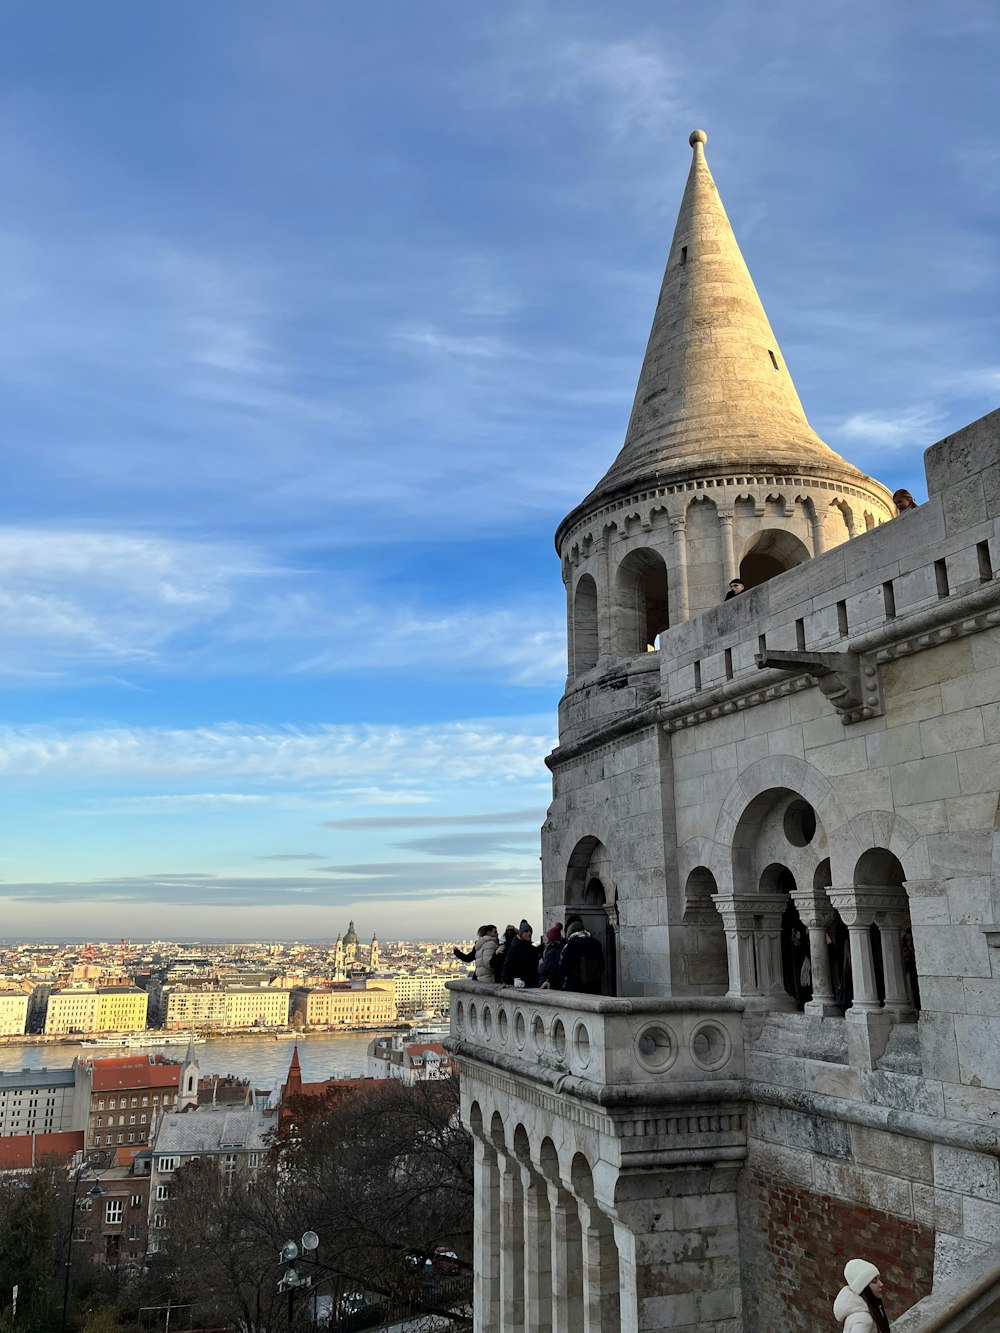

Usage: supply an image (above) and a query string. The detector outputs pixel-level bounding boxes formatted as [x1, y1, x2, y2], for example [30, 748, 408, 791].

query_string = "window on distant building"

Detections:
[157, 1156, 179, 1173]
[105, 1201, 123, 1225]
[131, 1194, 142, 1208]
[155, 1184, 172, 1201]
[128, 1225, 141, 1241]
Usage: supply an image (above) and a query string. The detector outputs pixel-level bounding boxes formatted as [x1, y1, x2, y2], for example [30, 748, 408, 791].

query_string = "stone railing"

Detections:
[446, 980, 744, 1094]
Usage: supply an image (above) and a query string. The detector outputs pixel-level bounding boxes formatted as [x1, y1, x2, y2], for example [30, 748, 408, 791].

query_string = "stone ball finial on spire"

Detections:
[689, 128, 708, 148]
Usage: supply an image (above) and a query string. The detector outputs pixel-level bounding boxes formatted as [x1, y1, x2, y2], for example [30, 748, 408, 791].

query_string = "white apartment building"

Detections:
[0, 1067, 78, 1136]
[158, 985, 290, 1029]
[0, 992, 29, 1036]
[383, 971, 449, 1015]
[290, 981, 397, 1028]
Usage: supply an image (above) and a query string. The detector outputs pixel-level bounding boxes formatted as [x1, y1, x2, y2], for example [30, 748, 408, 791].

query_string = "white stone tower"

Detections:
[370, 932, 380, 970]
[449, 129, 1000, 1332]
[560, 130, 892, 684]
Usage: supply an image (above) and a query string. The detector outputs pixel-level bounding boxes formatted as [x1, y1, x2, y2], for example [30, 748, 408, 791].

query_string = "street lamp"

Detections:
[61, 1155, 111, 1333]
[278, 1230, 320, 1326]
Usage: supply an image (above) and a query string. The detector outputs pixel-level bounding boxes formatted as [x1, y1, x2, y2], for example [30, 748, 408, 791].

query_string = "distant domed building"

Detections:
[343, 920, 360, 966]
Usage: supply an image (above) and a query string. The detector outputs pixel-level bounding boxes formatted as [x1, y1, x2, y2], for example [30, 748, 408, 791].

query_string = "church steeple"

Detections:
[578, 129, 872, 512]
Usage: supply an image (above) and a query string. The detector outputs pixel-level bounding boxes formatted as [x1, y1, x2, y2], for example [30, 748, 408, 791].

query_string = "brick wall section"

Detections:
[742, 1172, 935, 1332]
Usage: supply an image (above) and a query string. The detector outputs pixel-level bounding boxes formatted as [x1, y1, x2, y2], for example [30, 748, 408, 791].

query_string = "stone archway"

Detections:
[739, 528, 810, 589]
[565, 838, 618, 996]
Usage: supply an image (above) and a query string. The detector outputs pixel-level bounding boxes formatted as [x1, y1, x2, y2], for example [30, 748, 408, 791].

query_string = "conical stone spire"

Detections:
[581, 130, 874, 509]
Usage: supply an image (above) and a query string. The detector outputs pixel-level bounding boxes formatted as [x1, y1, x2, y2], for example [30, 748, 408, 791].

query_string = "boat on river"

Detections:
[79, 1032, 206, 1049]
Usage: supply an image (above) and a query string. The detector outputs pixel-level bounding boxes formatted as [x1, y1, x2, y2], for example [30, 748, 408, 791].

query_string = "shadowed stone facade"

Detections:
[449, 132, 1000, 1332]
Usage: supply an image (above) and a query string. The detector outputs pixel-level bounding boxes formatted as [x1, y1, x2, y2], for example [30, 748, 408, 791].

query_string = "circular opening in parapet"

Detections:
[552, 1019, 567, 1060]
[482, 1006, 493, 1041]
[497, 1008, 509, 1044]
[783, 799, 817, 847]
[690, 1021, 731, 1071]
[454, 1001, 465, 1035]
[635, 1023, 678, 1073]
[513, 1010, 526, 1050]
[468, 1003, 478, 1037]
[573, 1021, 591, 1069]
[530, 1014, 546, 1057]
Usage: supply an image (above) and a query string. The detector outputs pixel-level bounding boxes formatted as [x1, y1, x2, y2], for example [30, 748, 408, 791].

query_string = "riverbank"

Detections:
[0, 1020, 432, 1048]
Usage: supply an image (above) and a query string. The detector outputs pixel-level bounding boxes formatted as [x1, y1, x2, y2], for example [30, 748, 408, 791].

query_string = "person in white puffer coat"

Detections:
[834, 1259, 891, 1332]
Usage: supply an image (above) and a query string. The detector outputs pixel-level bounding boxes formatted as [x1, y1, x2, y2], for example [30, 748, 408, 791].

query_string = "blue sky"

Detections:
[1, 2, 998, 939]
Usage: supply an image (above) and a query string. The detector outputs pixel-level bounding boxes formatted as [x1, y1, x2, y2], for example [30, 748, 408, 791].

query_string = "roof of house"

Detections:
[0, 1067, 76, 1092]
[0, 1130, 84, 1170]
[153, 1105, 271, 1156]
[87, 1055, 181, 1092]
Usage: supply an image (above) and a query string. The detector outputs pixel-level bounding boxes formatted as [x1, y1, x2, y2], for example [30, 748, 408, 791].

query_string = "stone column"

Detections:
[577, 1198, 620, 1333]
[548, 1183, 584, 1333]
[828, 890, 881, 1013]
[876, 908, 916, 1020]
[595, 532, 614, 671]
[669, 515, 690, 622]
[473, 1137, 501, 1331]
[714, 896, 762, 1000]
[791, 889, 840, 1017]
[810, 505, 827, 556]
[754, 895, 796, 1009]
[520, 1166, 552, 1331]
[718, 507, 737, 583]
[562, 564, 574, 692]
[498, 1154, 524, 1333]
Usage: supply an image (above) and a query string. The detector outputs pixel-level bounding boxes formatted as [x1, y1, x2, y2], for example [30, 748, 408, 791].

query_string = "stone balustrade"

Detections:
[447, 980, 745, 1095]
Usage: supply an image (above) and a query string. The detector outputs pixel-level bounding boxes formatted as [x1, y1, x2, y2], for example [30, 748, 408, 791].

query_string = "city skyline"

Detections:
[2, 3, 999, 937]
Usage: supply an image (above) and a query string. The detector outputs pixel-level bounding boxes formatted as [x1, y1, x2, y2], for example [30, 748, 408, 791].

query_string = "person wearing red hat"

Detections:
[538, 923, 564, 986]
[834, 1259, 890, 1332]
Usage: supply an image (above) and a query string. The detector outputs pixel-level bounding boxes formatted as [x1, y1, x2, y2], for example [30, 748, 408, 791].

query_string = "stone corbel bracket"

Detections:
[754, 647, 882, 724]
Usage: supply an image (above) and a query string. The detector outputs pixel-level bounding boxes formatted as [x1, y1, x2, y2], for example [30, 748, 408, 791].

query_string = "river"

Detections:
[0, 1032, 382, 1090]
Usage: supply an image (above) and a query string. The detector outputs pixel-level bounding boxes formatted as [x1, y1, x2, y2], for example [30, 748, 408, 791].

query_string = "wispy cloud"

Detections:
[323, 807, 543, 830]
[0, 527, 565, 687]
[0, 860, 538, 909]
[0, 718, 553, 785]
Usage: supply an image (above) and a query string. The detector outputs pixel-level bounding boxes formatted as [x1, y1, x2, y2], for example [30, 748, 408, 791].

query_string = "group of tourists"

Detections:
[454, 918, 606, 993]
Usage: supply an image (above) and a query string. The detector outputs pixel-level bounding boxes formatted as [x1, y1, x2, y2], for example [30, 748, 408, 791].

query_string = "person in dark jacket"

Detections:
[491, 924, 518, 983]
[501, 920, 541, 989]
[542, 917, 606, 994]
[538, 923, 564, 985]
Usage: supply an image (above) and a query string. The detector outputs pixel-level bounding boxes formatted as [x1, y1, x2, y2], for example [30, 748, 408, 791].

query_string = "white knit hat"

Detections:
[845, 1259, 880, 1294]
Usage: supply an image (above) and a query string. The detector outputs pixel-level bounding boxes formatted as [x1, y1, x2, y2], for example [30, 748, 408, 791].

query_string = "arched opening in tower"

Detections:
[738, 529, 811, 590]
[613, 549, 669, 655]
[573, 574, 599, 675]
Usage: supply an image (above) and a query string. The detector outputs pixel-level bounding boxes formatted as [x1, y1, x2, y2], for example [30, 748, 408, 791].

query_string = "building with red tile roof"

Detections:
[0, 1129, 84, 1171]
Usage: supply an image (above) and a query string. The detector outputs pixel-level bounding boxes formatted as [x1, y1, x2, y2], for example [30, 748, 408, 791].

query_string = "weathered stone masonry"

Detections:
[449, 131, 1000, 1332]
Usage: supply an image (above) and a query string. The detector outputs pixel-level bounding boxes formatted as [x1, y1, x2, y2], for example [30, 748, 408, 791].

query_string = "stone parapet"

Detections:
[448, 981, 744, 1092]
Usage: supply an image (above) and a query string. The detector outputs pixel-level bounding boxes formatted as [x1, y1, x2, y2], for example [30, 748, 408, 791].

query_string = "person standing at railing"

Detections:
[453, 925, 499, 981]
[538, 923, 564, 986]
[539, 918, 606, 995]
[501, 921, 542, 989]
